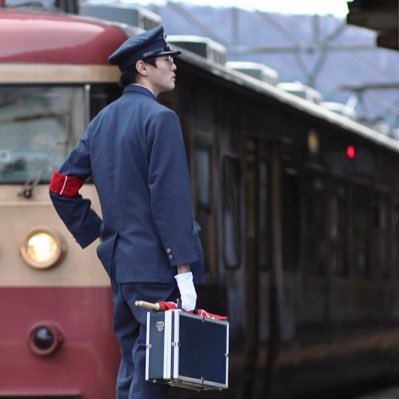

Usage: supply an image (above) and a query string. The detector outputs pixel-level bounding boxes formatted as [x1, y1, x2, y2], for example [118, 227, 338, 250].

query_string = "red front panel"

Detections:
[0, 287, 119, 398]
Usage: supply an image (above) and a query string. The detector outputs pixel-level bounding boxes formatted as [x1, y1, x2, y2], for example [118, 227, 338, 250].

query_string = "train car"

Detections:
[0, 9, 126, 399]
[2, 7, 399, 399]
[170, 48, 399, 399]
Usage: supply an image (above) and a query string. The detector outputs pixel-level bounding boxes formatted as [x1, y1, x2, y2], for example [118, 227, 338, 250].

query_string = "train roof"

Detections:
[0, 10, 128, 65]
[177, 48, 399, 153]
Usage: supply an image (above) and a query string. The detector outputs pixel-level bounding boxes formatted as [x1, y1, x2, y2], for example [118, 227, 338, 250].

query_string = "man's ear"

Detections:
[135, 60, 149, 77]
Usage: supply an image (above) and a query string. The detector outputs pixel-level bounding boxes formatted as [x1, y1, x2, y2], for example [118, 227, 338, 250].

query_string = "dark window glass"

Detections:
[258, 161, 269, 269]
[304, 176, 325, 276]
[90, 84, 122, 120]
[371, 193, 387, 277]
[393, 205, 399, 277]
[282, 167, 300, 271]
[195, 147, 211, 207]
[352, 187, 370, 278]
[223, 156, 242, 268]
[194, 146, 212, 272]
[245, 139, 257, 267]
[330, 184, 348, 277]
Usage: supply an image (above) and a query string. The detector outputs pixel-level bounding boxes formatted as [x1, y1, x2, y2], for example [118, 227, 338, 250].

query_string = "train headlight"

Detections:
[20, 228, 65, 269]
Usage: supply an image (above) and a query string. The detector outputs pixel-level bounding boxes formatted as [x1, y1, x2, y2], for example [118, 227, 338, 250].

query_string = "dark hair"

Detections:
[119, 57, 157, 88]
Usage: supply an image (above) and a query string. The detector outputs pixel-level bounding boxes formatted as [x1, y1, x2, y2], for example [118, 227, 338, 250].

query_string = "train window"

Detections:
[195, 147, 211, 207]
[330, 184, 348, 277]
[282, 167, 300, 271]
[371, 194, 387, 277]
[90, 84, 122, 120]
[0, 85, 85, 184]
[304, 175, 325, 276]
[194, 146, 212, 272]
[244, 139, 269, 270]
[258, 160, 269, 269]
[393, 205, 399, 277]
[352, 186, 370, 278]
[223, 156, 242, 268]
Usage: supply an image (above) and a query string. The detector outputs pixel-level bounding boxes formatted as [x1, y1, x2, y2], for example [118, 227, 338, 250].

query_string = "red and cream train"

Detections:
[0, 10, 124, 399]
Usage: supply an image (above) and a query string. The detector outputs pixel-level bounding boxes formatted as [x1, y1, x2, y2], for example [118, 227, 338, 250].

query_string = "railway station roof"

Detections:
[347, 0, 399, 50]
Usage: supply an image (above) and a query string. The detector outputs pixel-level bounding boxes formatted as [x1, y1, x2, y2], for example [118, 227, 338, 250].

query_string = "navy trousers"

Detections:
[111, 282, 180, 399]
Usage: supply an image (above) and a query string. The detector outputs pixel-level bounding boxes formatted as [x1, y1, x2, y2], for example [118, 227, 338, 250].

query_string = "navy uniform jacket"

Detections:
[49, 85, 204, 284]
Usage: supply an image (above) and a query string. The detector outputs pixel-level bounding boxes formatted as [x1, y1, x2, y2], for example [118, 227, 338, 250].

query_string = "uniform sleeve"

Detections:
[148, 110, 200, 267]
[49, 130, 102, 249]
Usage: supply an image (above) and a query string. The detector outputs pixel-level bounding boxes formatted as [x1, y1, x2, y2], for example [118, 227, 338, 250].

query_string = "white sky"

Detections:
[122, 0, 350, 16]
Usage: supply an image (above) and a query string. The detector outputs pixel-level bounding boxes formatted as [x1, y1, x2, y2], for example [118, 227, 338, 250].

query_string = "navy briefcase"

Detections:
[145, 309, 229, 391]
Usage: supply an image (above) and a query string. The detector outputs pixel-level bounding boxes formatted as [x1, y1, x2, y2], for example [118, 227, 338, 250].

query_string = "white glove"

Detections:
[174, 272, 197, 311]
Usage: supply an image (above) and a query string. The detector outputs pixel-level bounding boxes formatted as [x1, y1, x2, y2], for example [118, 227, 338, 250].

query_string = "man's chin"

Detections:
[158, 83, 176, 95]
[165, 83, 176, 92]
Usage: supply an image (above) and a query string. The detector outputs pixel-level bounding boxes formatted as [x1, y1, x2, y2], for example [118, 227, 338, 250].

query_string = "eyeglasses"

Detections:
[143, 55, 175, 66]
[158, 55, 174, 66]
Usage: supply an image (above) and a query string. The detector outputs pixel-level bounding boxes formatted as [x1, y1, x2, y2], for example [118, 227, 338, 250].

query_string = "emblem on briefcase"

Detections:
[156, 321, 165, 332]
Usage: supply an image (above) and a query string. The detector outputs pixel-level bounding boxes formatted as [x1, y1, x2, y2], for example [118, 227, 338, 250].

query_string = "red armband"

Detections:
[49, 171, 84, 198]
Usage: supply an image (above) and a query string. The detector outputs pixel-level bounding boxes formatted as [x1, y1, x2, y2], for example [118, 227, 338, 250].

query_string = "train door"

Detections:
[244, 137, 274, 398]
[215, 125, 247, 398]
[301, 171, 329, 322]
[245, 137, 296, 399]
[326, 179, 349, 322]
[280, 161, 301, 338]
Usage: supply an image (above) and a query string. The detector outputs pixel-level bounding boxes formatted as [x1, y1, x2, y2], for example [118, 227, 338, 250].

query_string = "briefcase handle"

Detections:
[135, 300, 161, 311]
[135, 300, 228, 320]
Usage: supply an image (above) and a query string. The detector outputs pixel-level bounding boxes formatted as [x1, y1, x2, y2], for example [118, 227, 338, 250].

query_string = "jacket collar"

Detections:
[123, 84, 156, 99]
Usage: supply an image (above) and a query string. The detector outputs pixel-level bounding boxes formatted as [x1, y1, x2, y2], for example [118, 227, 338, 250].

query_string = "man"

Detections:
[49, 26, 205, 399]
